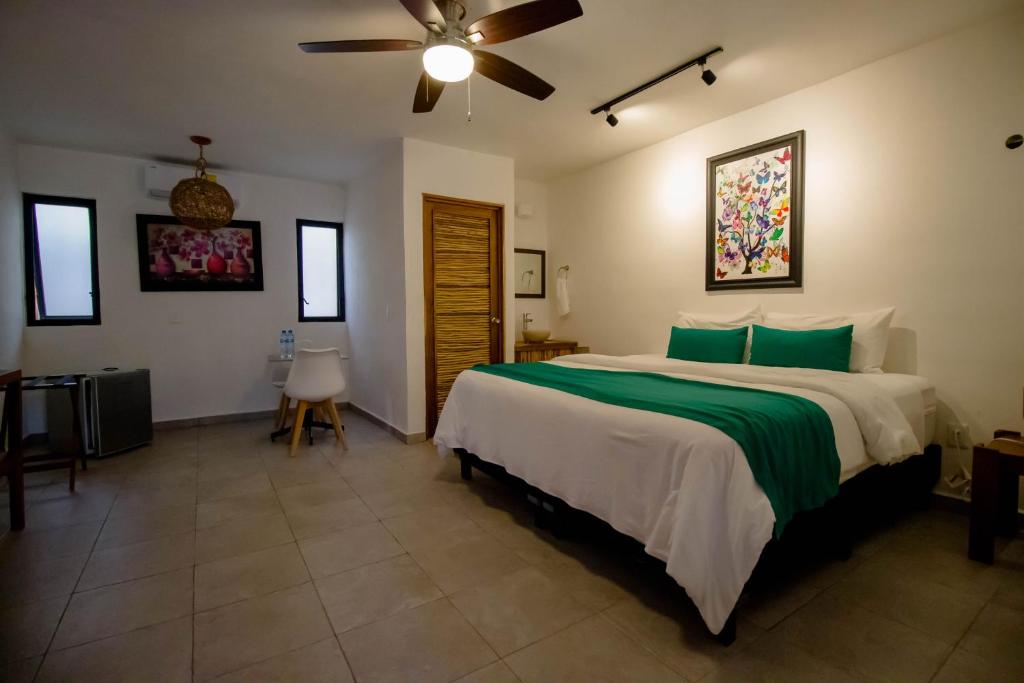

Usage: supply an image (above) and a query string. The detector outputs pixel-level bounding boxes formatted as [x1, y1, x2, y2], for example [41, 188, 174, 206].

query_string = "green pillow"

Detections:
[667, 326, 748, 364]
[749, 324, 854, 372]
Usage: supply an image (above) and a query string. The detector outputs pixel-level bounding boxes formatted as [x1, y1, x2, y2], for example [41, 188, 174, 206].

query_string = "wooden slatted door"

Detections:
[424, 194, 504, 435]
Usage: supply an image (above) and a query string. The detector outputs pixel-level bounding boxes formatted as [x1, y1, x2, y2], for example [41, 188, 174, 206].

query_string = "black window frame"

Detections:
[23, 193, 102, 326]
[296, 219, 344, 323]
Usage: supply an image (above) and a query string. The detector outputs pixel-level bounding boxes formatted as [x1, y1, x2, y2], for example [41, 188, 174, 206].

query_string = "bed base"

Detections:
[454, 443, 941, 646]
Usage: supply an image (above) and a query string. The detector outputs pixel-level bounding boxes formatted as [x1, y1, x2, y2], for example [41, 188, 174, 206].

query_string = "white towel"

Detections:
[556, 271, 570, 316]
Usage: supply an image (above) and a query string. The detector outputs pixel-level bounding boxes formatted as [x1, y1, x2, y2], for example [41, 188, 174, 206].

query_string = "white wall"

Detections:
[513, 179, 550, 340]
[402, 138, 516, 437]
[547, 11, 1024, 485]
[16, 145, 347, 423]
[344, 140, 408, 431]
[0, 126, 22, 370]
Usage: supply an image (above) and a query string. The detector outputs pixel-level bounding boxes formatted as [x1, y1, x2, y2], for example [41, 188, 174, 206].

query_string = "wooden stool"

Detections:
[969, 429, 1024, 563]
[20, 375, 87, 491]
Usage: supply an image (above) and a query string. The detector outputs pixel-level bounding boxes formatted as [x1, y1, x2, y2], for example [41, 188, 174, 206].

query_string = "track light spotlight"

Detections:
[700, 60, 716, 86]
[589, 47, 723, 123]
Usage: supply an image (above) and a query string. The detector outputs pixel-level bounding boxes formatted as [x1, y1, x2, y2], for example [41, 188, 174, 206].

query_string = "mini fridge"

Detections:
[47, 369, 153, 458]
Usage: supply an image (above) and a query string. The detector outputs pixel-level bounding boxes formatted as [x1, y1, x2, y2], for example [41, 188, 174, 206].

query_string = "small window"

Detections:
[296, 219, 344, 322]
[23, 194, 101, 326]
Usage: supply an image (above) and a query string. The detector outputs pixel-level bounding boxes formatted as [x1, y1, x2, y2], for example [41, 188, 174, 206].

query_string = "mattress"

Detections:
[858, 372, 936, 443]
[434, 353, 927, 635]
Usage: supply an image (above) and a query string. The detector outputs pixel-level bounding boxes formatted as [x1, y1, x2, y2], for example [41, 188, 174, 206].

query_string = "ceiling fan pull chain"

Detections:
[467, 74, 472, 122]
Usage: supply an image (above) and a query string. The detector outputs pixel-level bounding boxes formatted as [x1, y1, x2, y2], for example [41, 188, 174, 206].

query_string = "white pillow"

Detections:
[763, 307, 895, 373]
[675, 305, 763, 330]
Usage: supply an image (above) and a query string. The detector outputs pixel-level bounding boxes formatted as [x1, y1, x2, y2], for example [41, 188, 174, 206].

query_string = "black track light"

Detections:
[699, 60, 716, 86]
[589, 47, 723, 122]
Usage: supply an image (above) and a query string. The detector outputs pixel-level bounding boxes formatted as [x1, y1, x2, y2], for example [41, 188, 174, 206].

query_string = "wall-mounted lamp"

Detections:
[589, 46, 723, 126]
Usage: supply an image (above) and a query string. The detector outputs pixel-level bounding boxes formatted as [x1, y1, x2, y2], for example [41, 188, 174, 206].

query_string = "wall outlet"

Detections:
[946, 422, 970, 447]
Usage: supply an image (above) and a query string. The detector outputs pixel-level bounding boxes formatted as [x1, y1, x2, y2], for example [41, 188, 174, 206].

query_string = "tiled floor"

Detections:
[1, 413, 1022, 682]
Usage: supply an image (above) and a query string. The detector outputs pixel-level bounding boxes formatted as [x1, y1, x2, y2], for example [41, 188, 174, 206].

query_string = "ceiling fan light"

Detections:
[423, 44, 474, 82]
[466, 31, 484, 44]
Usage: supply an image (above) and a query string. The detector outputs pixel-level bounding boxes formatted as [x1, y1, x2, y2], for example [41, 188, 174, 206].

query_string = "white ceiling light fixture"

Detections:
[422, 39, 474, 82]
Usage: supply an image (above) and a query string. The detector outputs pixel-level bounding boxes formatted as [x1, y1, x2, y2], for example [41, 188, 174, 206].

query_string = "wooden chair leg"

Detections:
[970, 446, 998, 563]
[274, 393, 290, 430]
[289, 401, 309, 457]
[324, 401, 346, 449]
[69, 382, 86, 476]
[336, 404, 348, 450]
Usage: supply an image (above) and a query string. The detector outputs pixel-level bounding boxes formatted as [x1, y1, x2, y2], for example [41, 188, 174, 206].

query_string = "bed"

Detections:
[433, 353, 938, 642]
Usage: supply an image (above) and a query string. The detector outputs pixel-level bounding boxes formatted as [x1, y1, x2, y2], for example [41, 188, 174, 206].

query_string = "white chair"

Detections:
[281, 348, 348, 456]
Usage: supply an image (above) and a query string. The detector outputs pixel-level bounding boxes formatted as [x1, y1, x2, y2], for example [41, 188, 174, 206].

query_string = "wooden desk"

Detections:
[268, 354, 350, 362]
[0, 369, 25, 530]
[969, 429, 1024, 563]
[514, 340, 588, 363]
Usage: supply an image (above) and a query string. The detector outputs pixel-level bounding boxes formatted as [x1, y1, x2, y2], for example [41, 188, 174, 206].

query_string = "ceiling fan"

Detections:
[299, 0, 583, 113]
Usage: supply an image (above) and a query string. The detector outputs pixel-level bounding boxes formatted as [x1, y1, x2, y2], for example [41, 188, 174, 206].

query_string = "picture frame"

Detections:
[514, 248, 546, 298]
[706, 130, 804, 291]
[136, 214, 264, 292]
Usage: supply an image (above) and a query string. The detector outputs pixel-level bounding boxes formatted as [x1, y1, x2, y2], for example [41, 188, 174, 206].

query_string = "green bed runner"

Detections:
[472, 362, 840, 536]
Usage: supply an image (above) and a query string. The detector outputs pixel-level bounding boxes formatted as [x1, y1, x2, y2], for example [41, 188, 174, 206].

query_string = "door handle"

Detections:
[491, 317, 501, 324]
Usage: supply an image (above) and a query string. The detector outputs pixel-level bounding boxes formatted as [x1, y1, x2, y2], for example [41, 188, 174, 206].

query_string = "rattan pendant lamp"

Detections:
[169, 135, 235, 230]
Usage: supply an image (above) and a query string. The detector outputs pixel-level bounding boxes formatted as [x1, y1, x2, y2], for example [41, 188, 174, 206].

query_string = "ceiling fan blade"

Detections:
[398, 0, 446, 32]
[466, 0, 582, 46]
[413, 71, 446, 113]
[299, 39, 422, 53]
[473, 50, 555, 100]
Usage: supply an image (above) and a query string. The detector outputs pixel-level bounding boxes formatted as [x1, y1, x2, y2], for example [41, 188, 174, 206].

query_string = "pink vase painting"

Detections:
[155, 248, 176, 278]
[230, 249, 251, 277]
[206, 239, 227, 275]
[139, 216, 263, 291]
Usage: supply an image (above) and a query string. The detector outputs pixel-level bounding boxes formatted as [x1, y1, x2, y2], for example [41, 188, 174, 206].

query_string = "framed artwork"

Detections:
[514, 248, 545, 298]
[136, 214, 264, 291]
[706, 130, 804, 290]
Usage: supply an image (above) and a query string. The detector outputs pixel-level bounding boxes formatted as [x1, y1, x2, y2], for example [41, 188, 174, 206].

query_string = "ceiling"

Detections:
[0, 0, 1018, 183]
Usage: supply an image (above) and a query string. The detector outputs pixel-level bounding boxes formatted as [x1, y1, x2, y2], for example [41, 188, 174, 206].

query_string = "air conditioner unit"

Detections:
[144, 163, 244, 209]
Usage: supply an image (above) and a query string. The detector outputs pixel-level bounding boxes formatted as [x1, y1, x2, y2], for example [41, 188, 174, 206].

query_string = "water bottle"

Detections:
[286, 330, 295, 359]
[278, 330, 287, 359]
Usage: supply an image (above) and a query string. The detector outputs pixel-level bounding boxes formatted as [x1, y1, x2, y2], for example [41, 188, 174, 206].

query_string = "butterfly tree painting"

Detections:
[706, 130, 804, 290]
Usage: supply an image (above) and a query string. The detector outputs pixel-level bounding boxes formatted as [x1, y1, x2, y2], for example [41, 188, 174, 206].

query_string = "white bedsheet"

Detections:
[856, 372, 934, 446]
[433, 354, 925, 634]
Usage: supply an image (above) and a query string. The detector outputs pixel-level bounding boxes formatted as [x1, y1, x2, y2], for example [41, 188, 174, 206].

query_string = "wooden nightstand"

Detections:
[514, 340, 589, 363]
[969, 429, 1024, 564]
